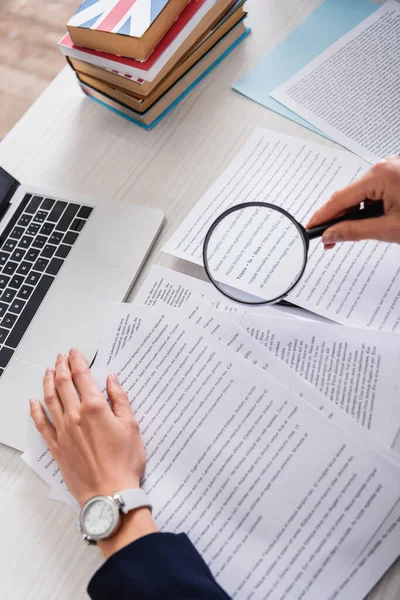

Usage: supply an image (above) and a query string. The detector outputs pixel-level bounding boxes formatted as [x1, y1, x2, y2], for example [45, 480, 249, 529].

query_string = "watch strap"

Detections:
[114, 488, 152, 515]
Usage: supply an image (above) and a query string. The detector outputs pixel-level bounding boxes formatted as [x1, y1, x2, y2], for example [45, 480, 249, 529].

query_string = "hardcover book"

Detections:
[67, 0, 190, 61]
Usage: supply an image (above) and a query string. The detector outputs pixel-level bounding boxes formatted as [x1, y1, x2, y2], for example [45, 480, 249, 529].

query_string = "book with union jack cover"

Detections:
[67, 0, 190, 60]
[60, 0, 226, 82]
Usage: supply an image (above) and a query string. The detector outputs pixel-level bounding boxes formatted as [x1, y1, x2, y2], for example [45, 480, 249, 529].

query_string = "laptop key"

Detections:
[3, 262, 18, 276]
[46, 258, 64, 276]
[2, 313, 17, 329]
[27, 223, 40, 236]
[0, 253, 9, 266]
[63, 231, 79, 246]
[26, 271, 41, 286]
[0, 303, 8, 318]
[47, 201, 67, 223]
[0, 275, 10, 289]
[9, 275, 24, 289]
[0, 346, 13, 368]
[0, 328, 9, 344]
[77, 206, 93, 219]
[55, 244, 71, 259]
[40, 223, 55, 236]
[33, 211, 48, 224]
[9, 299, 25, 315]
[0, 289, 17, 303]
[70, 218, 85, 232]
[10, 227, 25, 240]
[17, 285, 34, 301]
[41, 198, 55, 211]
[32, 235, 47, 249]
[25, 248, 40, 263]
[49, 231, 63, 245]
[32, 258, 49, 272]
[17, 261, 32, 276]
[10, 248, 26, 262]
[18, 214, 33, 227]
[25, 196, 43, 214]
[40, 245, 56, 259]
[55, 204, 80, 232]
[2, 240, 17, 253]
[6, 275, 54, 349]
[18, 236, 33, 249]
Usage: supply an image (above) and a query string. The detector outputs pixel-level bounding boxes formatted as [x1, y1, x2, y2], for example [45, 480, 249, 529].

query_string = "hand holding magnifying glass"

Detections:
[203, 199, 384, 306]
[307, 157, 400, 249]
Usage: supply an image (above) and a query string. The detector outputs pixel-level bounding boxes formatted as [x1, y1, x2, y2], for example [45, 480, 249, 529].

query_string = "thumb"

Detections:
[322, 216, 397, 245]
[106, 373, 132, 420]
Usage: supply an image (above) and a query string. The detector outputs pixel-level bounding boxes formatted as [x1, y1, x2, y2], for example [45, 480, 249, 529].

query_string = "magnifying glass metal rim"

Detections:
[203, 201, 309, 306]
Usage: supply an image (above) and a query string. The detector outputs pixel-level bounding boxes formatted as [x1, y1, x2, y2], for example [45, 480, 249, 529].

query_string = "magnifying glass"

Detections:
[203, 200, 384, 306]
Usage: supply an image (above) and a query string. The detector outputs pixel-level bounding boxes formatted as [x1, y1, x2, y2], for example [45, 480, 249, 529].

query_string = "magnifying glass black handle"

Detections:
[306, 200, 384, 240]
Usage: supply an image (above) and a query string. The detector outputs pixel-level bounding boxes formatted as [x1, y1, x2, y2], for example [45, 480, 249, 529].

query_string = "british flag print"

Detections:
[67, 0, 172, 38]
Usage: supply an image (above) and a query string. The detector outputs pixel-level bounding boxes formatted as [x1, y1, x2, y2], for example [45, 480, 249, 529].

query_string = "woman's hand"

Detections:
[29, 348, 157, 558]
[306, 156, 400, 249]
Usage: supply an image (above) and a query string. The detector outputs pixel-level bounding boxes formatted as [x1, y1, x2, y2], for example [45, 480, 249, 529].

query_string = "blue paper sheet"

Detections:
[233, 0, 378, 135]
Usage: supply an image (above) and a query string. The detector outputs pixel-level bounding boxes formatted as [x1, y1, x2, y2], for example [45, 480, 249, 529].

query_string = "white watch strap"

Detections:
[114, 488, 152, 515]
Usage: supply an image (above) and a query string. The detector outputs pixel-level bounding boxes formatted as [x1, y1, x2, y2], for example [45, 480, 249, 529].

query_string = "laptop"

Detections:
[0, 167, 164, 451]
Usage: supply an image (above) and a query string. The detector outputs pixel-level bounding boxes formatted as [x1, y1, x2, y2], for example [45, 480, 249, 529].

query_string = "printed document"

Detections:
[93, 293, 400, 463]
[230, 311, 400, 445]
[132, 266, 400, 448]
[271, 1, 400, 164]
[163, 129, 400, 331]
[77, 308, 400, 599]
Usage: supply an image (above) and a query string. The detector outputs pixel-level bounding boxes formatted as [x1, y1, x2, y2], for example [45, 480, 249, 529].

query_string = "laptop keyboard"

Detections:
[0, 194, 93, 377]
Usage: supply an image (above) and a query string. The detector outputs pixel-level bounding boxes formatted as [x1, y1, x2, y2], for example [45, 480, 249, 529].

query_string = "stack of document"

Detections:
[23, 263, 400, 599]
[234, 0, 400, 163]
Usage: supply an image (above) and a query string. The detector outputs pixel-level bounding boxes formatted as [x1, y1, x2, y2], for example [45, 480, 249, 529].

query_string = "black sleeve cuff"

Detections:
[87, 532, 231, 600]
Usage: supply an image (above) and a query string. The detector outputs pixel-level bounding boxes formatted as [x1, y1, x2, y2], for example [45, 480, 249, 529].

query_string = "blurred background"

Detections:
[0, 0, 80, 139]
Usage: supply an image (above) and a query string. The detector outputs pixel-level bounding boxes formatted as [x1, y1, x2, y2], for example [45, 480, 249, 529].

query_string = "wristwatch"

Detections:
[78, 488, 152, 544]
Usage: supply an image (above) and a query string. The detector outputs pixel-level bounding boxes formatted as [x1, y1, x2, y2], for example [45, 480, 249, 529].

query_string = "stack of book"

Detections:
[59, 0, 250, 129]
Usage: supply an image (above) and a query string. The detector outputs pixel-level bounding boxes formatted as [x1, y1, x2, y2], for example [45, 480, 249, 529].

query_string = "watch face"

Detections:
[82, 497, 119, 540]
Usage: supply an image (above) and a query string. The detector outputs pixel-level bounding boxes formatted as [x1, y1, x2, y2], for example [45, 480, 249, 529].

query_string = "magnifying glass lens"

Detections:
[204, 205, 307, 304]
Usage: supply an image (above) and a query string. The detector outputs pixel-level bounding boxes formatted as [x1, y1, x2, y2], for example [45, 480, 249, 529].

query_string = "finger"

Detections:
[322, 215, 397, 245]
[106, 373, 132, 420]
[55, 353, 81, 411]
[306, 170, 381, 229]
[43, 368, 64, 429]
[29, 398, 57, 447]
[69, 348, 102, 401]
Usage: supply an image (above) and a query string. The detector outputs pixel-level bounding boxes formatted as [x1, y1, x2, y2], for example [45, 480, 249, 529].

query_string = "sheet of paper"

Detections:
[134, 265, 400, 452]
[92, 302, 143, 375]
[22, 438, 79, 512]
[330, 502, 400, 600]
[271, 1, 400, 164]
[94, 306, 400, 599]
[134, 264, 330, 323]
[176, 296, 400, 597]
[93, 294, 400, 464]
[232, 0, 378, 136]
[228, 311, 400, 446]
[162, 128, 400, 331]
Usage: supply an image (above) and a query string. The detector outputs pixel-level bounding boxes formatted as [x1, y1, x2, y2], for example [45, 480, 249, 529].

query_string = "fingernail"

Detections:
[57, 353, 63, 360]
[69, 348, 78, 355]
[322, 231, 339, 244]
[111, 373, 120, 384]
[29, 398, 36, 406]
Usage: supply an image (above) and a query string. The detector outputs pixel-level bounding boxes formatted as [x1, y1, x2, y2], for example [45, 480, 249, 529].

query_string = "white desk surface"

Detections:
[0, 1, 398, 598]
